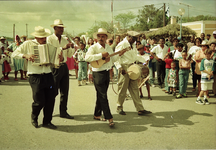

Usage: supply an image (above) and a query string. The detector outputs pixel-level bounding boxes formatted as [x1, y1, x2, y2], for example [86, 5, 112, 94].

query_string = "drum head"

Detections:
[127, 64, 141, 80]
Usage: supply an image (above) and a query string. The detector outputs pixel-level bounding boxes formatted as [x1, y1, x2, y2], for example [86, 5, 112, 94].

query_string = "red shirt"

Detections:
[165, 58, 173, 69]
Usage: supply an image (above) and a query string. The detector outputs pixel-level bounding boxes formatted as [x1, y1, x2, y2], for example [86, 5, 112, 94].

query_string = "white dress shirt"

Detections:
[85, 42, 117, 72]
[47, 34, 75, 63]
[114, 37, 146, 69]
[151, 44, 168, 59]
[188, 45, 201, 61]
[11, 39, 52, 75]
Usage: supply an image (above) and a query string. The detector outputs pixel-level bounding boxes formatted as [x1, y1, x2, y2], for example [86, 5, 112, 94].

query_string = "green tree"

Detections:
[131, 4, 169, 31]
[114, 11, 136, 29]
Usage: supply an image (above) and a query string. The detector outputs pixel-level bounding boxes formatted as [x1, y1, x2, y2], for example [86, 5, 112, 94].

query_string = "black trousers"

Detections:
[93, 70, 113, 119]
[156, 60, 166, 86]
[29, 73, 55, 124]
[52, 63, 69, 115]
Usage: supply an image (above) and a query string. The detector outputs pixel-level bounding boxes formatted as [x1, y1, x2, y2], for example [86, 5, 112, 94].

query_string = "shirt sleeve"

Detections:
[85, 45, 102, 62]
[150, 46, 157, 53]
[200, 59, 205, 71]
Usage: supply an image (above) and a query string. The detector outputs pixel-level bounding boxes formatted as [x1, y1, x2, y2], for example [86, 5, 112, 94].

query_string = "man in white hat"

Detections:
[208, 30, 216, 44]
[12, 26, 59, 129]
[85, 28, 126, 127]
[47, 19, 75, 119]
[114, 34, 152, 116]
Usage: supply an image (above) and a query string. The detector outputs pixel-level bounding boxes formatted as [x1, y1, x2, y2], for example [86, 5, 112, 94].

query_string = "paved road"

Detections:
[0, 70, 216, 150]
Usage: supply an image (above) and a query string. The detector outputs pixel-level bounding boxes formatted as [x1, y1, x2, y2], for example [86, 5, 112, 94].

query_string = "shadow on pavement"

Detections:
[53, 109, 213, 133]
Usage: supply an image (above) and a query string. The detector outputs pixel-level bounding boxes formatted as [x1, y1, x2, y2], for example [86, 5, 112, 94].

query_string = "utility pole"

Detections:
[26, 24, 28, 38]
[13, 24, 15, 41]
[163, 3, 166, 27]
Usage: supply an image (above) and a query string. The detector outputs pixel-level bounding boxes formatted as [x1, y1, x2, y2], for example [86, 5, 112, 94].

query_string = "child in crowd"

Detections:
[73, 42, 88, 86]
[167, 61, 178, 96]
[176, 51, 191, 98]
[88, 63, 93, 84]
[163, 52, 173, 93]
[196, 49, 215, 105]
[137, 45, 152, 100]
[149, 37, 157, 86]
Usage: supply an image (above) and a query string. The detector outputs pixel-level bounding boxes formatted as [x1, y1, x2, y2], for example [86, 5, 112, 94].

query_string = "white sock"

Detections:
[204, 95, 207, 99]
[197, 96, 201, 100]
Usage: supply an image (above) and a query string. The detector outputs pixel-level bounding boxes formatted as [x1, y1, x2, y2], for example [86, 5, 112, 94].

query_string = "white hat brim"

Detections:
[93, 32, 111, 39]
[50, 24, 66, 28]
[31, 32, 50, 38]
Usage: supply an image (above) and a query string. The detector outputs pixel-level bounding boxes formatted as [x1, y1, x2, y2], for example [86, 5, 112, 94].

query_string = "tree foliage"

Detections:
[145, 24, 197, 39]
[131, 4, 170, 31]
[114, 11, 136, 29]
[86, 21, 114, 38]
[181, 15, 216, 23]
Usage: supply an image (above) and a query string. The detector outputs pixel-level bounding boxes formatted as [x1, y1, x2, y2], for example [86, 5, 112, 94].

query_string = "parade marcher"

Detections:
[114, 34, 152, 116]
[73, 41, 88, 86]
[7, 35, 26, 81]
[85, 28, 124, 127]
[196, 49, 214, 105]
[188, 37, 202, 92]
[194, 40, 209, 97]
[21, 35, 28, 78]
[0, 36, 11, 81]
[150, 37, 169, 88]
[47, 19, 75, 119]
[11, 26, 57, 129]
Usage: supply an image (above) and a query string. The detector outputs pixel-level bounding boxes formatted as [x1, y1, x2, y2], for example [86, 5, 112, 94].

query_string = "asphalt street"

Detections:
[0, 70, 216, 150]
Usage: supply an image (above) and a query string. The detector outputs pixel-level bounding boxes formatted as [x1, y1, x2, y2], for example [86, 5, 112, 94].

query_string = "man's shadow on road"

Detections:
[53, 109, 212, 133]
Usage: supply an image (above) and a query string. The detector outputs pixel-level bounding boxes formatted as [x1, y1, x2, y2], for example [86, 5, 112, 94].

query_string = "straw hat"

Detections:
[127, 31, 140, 37]
[0, 36, 6, 40]
[50, 19, 66, 28]
[200, 40, 209, 46]
[93, 28, 111, 39]
[31, 26, 51, 38]
[127, 64, 141, 80]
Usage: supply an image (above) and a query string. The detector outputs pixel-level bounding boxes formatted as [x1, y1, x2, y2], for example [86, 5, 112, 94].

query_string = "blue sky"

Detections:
[0, 0, 215, 38]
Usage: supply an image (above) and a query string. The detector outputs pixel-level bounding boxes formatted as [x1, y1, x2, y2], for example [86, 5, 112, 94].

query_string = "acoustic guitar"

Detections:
[90, 48, 130, 68]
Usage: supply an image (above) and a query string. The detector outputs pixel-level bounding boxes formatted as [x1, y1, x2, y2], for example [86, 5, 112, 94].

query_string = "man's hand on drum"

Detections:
[23, 54, 37, 62]
[119, 67, 126, 75]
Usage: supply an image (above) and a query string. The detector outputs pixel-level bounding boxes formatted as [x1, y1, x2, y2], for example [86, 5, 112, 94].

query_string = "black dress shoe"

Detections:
[138, 110, 152, 115]
[31, 120, 38, 128]
[60, 113, 74, 119]
[42, 123, 57, 129]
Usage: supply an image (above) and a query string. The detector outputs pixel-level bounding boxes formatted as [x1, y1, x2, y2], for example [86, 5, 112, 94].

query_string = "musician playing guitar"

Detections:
[85, 28, 126, 127]
[114, 35, 152, 116]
